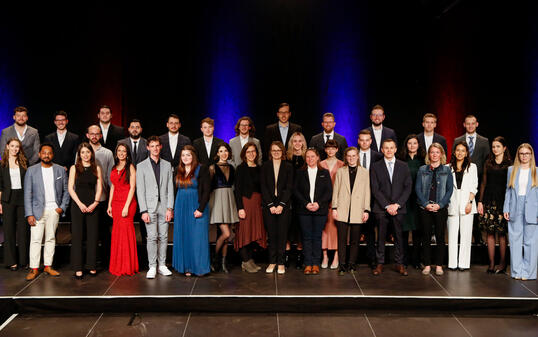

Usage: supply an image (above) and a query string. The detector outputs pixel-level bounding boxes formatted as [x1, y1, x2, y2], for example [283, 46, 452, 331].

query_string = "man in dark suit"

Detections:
[44, 111, 80, 170]
[159, 114, 191, 168]
[118, 119, 149, 166]
[192, 117, 224, 166]
[97, 105, 124, 152]
[0, 106, 40, 165]
[357, 129, 384, 269]
[370, 139, 412, 276]
[417, 113, 447, 154]
[453, 114, 490, 245]
[309, 112, 348, 160]
[263, 102, 302, 156]
[366, 104, 397, 152]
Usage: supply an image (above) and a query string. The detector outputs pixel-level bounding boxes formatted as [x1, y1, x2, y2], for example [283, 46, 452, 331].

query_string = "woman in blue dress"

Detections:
[172, 145, 211, 276]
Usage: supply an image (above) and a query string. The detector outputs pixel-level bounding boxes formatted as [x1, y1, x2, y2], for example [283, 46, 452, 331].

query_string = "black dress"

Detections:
[478, 162, 509, 234]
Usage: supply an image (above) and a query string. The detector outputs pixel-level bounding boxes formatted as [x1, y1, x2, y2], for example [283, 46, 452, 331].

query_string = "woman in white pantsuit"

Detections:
[447, 141, 478, 270]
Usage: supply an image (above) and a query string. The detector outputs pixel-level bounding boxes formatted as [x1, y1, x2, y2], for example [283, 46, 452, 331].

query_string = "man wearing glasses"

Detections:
[44, 111, 80, 170]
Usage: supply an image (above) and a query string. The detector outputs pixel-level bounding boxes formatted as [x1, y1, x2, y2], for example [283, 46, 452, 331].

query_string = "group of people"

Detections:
[0, 103, 536, 281]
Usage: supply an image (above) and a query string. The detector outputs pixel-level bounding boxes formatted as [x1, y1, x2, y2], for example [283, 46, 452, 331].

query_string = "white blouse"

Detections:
[518, 168, 529, 196]
[9, 168, 22, 189]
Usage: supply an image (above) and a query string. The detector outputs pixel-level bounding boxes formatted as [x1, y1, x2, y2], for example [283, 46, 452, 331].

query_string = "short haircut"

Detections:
[87, 125, 101, 134]
[358, 129, 372, 138]
[39, 142, 54, 153]
[240, 141, 259, 164]
[168, 114, 180, 122]
[381, 138, 396, 147]
[423, 113, 437, 121]
[278, 102, 290, 109]
[98, 104, 111, 111]
[200, 117, 215, 127]
[147, 135, 160, 145]
[13, 106, 28, 115]
[129, 118, 141, 126]
[324, 139, 339, 149]
[464, 114, 478, 122]
[371, 104, 384, 113]
[268, 141, 286, 160]
[322, 112, 335, 120]
[54, 110, 68, 119]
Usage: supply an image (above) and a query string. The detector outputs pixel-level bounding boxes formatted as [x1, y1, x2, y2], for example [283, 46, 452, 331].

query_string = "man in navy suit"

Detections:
[159, 114, 191, 168]
[44, 111, 80, 170]
[370, 139, 412, 276]
[417, 113, 447, 154]
[309, 112, 348, 160]
[366, 104, 397, 152]
[192, 117, 224, 166]
[263, 102, 302, 157]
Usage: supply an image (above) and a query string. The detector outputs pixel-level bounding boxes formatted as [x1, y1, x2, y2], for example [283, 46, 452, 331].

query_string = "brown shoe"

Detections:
[26, 269, 40, 281]
[397, 264, 408, 276]
[304, 266, 312, 275]
[43, 266, 60, 277]
[373, 264, 383, 276]
[312, 266, 320, 275]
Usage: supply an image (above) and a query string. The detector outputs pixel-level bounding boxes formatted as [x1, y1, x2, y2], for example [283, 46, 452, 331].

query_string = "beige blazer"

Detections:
[332, 165, 370, 223]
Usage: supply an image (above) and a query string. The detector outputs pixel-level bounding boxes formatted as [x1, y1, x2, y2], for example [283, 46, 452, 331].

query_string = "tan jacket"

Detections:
[332, 165, 371, 223]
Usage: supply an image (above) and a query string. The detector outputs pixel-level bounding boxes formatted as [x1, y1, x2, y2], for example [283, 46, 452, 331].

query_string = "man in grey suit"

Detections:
[24, 144, 70, 280]
[0, 106, 40, 165]
[118, 119, 149, 166]
[229, 116, 262, 167]
[309, 112, 348, 160]
[136, 136, 174, 279]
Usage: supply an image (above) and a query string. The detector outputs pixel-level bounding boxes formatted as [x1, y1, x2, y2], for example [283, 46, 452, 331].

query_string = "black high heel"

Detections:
[74, 271, 84, 280]
[495, 266, 507, 274]
[486, 268, 495, 274]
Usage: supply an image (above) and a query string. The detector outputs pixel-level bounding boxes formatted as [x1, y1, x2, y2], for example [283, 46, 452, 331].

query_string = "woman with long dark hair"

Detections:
[478, 136, 512, 274]
[0, 138, 28, 270]
[68, 143, 102, 279]
[108, 143, 138, 276]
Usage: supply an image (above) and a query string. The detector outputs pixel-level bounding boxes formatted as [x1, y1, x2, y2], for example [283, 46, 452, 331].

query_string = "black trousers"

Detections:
[263, 207, 290, 265]
[71, 203, 100, 270]
[2, 191, 28, 266]
[97, 201, 112, 267]
[420, 207, 448, 266]
[364, 215, 377, 265]
[336, 221, 361, 265]
[375, 213, 404, 265]
[403, 229, 422, 266]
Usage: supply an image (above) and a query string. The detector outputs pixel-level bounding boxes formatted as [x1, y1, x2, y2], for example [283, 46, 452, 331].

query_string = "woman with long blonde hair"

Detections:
[503, 143, 538, 280]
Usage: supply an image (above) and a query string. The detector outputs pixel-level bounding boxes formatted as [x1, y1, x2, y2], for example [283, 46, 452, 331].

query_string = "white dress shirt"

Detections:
[240, 135, 249, 148]
[57, 130, 67, 147]
[465, 132, 477, 147]
[15, 125, 27, 142]
[168, 132, 178, 159]
[384, 157, 396, 183]
[307, 166, 318, 203]
[323, 131, 334, 143]
[100, 123, 109, 143]
[359, 149, 371, 170]
[204, 136, 213, 158]
[424, 134, 433, 152]
[42, 166, 59, 210]
[372, 126, 382, 151]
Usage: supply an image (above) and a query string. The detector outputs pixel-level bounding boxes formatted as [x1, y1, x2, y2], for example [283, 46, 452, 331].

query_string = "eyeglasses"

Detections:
[271, 149, 282, 153]
[519, 152, 532, 156]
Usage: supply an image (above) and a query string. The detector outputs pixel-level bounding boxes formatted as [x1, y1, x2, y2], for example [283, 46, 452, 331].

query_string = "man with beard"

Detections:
[118, 119, 149, 166]
[366, 105, 397, 153]
[0, 106, 40, 165]
[309, 112, 348, 160]
[97, 105, 125, 152]
[44, 110, 80, 170]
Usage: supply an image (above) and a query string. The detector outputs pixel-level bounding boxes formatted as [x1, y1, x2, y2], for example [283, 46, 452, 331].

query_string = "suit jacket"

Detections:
[118, 137, 149, 166]
[24, 163, 70, 220]
[366, 126, 397, 152]
[192, 136, 224, 166]
[0, 165, 26, 203]
[293, 167, 333, 215]
[260, 160, 294, 209]
[159, 133, 191, 168]
[370, 159, 412, 214]
[44, 131, 80, 168]
[136, 157, 174, 213]
[309, 132, 348, 160]
[503, 166, 538, 224]
[453, 133, 489, 178]
[99, 124, 125, 152]
[229, 136, 263, 167]
[447, 163, 478, 216]
[0, 124, 40, 165]
[417, 132, 447, 154]
[263, 122, 302, 155]
[331, 165, 370, 223]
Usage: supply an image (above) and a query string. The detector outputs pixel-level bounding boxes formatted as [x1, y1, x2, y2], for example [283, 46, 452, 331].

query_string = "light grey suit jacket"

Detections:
[0, 124, 40, 165]
[24, 163, 70, 220]
[136, 157, 174, 213]
[229, 136, 262, 167]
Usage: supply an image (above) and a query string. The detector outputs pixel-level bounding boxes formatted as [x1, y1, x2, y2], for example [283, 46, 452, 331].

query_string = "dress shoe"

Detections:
[26, 269, 40, 281]
[241, 261, 258, 273]
[43, 266, 60, 276]
[220, 256, 229, 274]
[304, 266, 312, 275]
[338, 265, 347, 276]
[448, 267, 458, 271]
[158, 266, 173, 276]
[330, 260, 339, 270]
[74, 271, 83, 280]
[266, 264, 276, 273]
[435, 267, 444, 276]
[486, 268, 495, 274]
[247, 259, 261, 271]
[312, 265, 320, 275]
[495, 266, 506, 275]
[9, 265, 18, 271]
[277, 265, 286, 274]
[348, 263, 357, 272]
[146, 267, 157, 279]
[88, 270, 98, 277]
[295, 252, 304, 270]
[396, 264, 408, 276]
[458, 268, 469, 272]
[284, 251, 290, 269]
[422, 267, 431, 275]
[321, 257, 329, 269]
[372, 264, 383, 276]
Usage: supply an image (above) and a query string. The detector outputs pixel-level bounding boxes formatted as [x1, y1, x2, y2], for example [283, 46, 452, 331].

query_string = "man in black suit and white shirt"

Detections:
[44, 111, 80, 170]
[159, 114, 191, 168]
[370, 139, 412, 276]
[263, 102, 302, 156]
[192, 117, 224, 166]
[118, 119, 149, 166]
[366, 104, 397, 152]
[0, 106, 40, 165]
[309, 112, 348, 160]
[417, 113, 447, 154]
[97, 105, 124, 152]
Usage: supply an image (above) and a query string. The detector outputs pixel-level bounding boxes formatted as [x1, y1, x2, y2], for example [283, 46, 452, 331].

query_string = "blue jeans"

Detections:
[299, 215, 326, 267]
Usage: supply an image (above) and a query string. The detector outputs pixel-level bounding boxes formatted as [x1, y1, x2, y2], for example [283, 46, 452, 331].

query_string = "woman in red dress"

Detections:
[108, 143, 138, 276]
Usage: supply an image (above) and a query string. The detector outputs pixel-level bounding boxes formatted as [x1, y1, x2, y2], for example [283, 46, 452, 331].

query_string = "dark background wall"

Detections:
[0, 1, 536, 156]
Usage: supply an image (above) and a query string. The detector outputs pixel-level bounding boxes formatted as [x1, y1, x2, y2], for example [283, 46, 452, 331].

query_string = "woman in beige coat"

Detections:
[332, 147, 371, 275]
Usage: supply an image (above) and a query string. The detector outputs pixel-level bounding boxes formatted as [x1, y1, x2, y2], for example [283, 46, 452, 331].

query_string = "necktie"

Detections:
[468, 136, 474, 156]
[388, 161, 394, 183]
[133, 141, 138, 162]
[325, 134, 330, 143]
[362, 153, 367, 169]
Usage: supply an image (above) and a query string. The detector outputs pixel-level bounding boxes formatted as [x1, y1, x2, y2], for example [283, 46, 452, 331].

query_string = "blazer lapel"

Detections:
[342, 166, 351, 194]
[36, 166, 45, 199]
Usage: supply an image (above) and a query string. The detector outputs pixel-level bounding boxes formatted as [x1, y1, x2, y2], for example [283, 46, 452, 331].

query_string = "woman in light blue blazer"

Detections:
[503, 143, 538, 280]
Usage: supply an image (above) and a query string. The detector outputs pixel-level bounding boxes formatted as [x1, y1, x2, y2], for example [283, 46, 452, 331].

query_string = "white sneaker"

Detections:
[146, 267, 156, 279]
[158, 265, 172, 276]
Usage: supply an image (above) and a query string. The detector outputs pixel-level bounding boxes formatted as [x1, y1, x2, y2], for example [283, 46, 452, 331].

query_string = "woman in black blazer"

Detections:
[293, 148, 332, 275]
[0, 138, 28, 270]
[261, 141, 294, 274]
